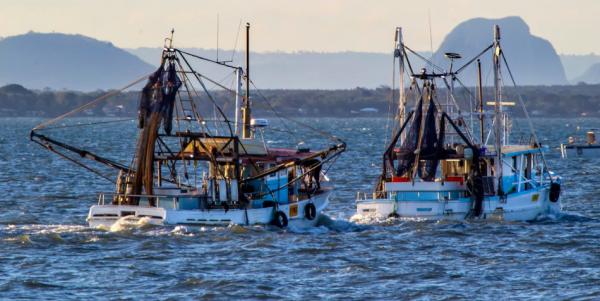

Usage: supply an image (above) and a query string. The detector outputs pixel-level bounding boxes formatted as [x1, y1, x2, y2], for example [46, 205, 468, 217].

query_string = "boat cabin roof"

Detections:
[172, 138, 317, 165]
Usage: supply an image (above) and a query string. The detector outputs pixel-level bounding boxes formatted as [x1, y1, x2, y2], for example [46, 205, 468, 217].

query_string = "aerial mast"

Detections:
[395, 27, 406, 142]
[234, 67, 242, 135]
[242, 23, 252, 139]
[477, 59, 484, 144]
[493, 25, 504, 196]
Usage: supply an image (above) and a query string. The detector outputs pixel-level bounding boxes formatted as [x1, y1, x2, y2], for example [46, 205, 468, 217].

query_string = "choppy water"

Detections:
[1, 117, 599, 300]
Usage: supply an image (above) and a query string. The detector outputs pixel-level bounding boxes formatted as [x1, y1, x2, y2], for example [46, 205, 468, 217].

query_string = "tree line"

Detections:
[1, 83, 600, 118]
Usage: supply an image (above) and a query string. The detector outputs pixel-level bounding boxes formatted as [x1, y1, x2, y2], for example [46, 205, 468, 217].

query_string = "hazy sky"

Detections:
[0, 0, 597, 54]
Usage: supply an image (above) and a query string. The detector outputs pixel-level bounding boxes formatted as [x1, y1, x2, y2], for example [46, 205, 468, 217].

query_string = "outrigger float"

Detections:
[355, 26, 562, 221]
[31, 24, 345, 228]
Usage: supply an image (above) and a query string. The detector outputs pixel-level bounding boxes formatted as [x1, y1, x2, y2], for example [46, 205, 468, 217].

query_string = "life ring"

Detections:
[304, 203, 317, 220]
[549, 182, 561, 203]
[273, 210, 288, 228]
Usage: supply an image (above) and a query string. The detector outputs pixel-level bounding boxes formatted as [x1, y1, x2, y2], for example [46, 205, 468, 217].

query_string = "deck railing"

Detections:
[97, 192, 192, 208]
[356, 190, 466, 202]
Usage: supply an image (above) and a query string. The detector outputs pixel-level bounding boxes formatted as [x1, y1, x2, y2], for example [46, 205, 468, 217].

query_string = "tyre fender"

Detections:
[273, 210, 288, 228]
[549, 182, 561, 203]
[304, 202, 317, 220]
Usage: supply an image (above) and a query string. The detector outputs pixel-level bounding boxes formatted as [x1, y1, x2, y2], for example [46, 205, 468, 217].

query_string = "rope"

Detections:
[40, 118, 135, 130]
[247, 81, 298, 142]
[31, 138, 116, 183]
[32, 73, 150, 131]
[249, 80, 343, 145]
[403, 45, 445, 73]
[454, 44, 494, 74]
[500, 51, 554, 183]
[177, 50, 234, 136]
[384, 50, 397, 151]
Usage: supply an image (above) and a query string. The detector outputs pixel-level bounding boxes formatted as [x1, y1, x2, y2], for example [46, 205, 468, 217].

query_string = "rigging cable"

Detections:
[177, 51, 234, 136]
[32, 73, 150, 131]
[40, 118, 135, 130]
[500, 51, 553, 183]
[249, 80, 343, 145]
[384, 45, 398, 151]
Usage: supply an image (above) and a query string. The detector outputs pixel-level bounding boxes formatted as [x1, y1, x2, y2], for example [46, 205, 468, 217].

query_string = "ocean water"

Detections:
[1, 117, 599, 300]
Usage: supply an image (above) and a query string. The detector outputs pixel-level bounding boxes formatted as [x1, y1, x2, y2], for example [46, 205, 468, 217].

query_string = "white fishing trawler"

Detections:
[560, 130, 600, 158]
[31, 24, 345, 228]
[355, 26, 562, 221]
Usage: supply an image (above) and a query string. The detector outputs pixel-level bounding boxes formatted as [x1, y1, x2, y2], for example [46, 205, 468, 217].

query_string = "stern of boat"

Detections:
[355, 191, 397, 219]
[87, 205, 166, 228]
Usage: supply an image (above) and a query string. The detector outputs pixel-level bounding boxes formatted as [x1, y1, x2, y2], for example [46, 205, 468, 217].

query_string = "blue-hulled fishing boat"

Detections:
[355, 25, 562, 221]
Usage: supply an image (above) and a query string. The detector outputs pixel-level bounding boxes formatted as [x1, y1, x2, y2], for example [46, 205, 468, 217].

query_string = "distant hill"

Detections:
[0, 32, 154, 91]
[574, 63, 600, 84]
[560, 54, 600, 82]
[129, 17, 568, 88]
[431, 16, 567, 86]
[127, 47, 431, 89]
[0, 18, 576, 90]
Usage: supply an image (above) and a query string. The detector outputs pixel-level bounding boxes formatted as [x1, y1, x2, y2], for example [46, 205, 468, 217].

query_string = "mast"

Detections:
[447, 56, 455, 145]
[395, 27, 406, 143]
[234, 67, 243, 135]
[242, 23, 252, 139]
[493, 25, 504, 196]
[477, 59, 484, 144]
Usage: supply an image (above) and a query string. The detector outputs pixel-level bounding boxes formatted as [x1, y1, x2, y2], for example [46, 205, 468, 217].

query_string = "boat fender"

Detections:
[273, 210, 288, 228]
[550, 183, 561, 203]
[304, 203, 317, 220]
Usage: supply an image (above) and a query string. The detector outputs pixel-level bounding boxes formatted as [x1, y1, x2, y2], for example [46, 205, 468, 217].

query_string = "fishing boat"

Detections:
[560, 129, 600, 158]
[31, 24, 345, 228]
[355, 26, 562, 221]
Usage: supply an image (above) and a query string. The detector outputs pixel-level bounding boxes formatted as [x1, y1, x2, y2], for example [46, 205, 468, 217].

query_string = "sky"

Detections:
[0, 0, 597, 54]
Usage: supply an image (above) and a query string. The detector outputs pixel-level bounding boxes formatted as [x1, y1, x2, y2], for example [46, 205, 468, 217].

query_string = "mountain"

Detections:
[561, 54, 600, 83]
[130, 17, 567, 88]
[0, 32, 154, 91]
[431, 16, 567, 86]
[573, 63, 600, 84]
[0, 18, 570, 90]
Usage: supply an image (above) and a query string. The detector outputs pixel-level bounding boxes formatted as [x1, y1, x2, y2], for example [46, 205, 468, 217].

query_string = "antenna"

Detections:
[427, 9, 434, 62]
[395, 27, 406, 143]
[230, 19, 243, 63]
[216, 13, 220, 62]
[242, 22, 252, 139]
[492, 24, 504, 196]
[164, 28, 175, 49]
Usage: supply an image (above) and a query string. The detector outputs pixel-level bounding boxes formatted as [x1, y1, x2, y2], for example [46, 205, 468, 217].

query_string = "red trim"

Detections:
[446, 176, 464, 185]
[391, 176, 410, 182]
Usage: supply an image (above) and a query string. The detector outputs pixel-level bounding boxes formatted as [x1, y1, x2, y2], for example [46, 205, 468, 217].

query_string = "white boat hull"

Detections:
[355, 187, 561, 221]
[561, 144, 600, 158]
[88, 190, 330, 228]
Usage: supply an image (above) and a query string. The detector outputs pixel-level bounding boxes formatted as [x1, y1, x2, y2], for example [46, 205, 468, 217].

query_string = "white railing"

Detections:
[97, 192, 180, 208]
[356, 190, 465, 202]
[355, 191, 388, 201]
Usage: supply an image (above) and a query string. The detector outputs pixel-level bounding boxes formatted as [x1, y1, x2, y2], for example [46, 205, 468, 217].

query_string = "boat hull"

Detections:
[561, 144, 600, 158]
[88, 189, 330, 228]
[355, 187, 560, 221]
